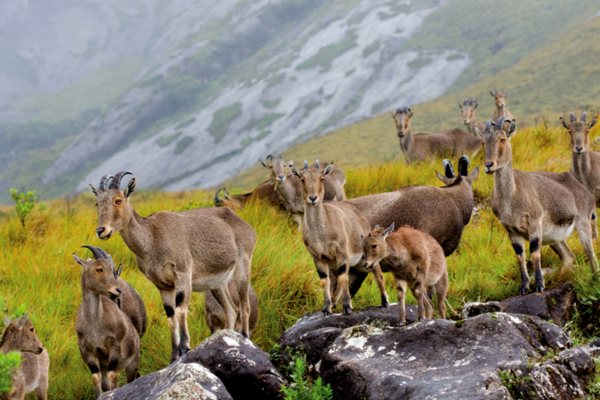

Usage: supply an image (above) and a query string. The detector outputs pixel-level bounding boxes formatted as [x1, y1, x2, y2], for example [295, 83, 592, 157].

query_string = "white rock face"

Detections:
[41, 0, 470, 192]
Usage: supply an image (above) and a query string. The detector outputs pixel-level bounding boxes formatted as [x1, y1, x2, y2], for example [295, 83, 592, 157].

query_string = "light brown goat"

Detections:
[259, 154, 347, 225]
[490, 90, 515, 122]
[0, 314, 49, 400]
[214, 181, 282, 210]
[560, 112, 600, 209]
[458, 98, 485, 137]
[90, 172, 256, 363]
[74, 246, 142, 399]
[362, 223, 448, 325]
[391, 107, 482, 163]
[291, 161, 389, 315]
[478, 117, 598, 295]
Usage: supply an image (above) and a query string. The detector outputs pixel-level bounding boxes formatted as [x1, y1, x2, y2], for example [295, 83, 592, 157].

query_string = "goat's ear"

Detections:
[116, 264, 123, 279]
[389, 111, 395, 118]
[506, 120, 517, 138]
[559, 117, 570, 130]
[475, 127, 484, 138]
[125, 178, 136, 198]
[4, 316, 11, 327]
[258, 159, 269, 168]
[322, 164, 334, 177]
[290, 166, 301, 178]
[505, 89, 509, 96]
[589, 117, 598, 130]
[89, 184, 98, 197]
[16, 313, 29, 330]
[435, 170, 451, 186]
[489, 90, 495, 96]
[383, 223, 394, 239]
[287, 160, 294, 168]
[458, 103, 462, 109]
[468, 167, 479, 180]
[407, 108, 413, 118]
[73, 253, 87, 268]
[473, 102, 478, 110]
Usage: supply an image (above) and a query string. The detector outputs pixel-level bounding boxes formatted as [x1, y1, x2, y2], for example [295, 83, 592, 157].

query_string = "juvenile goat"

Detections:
[362, 223, 448, 325]
[74, 246, 141, 398]
[560, 112, 600, 210]
[391, 107, 482, 163]
[458, 99, 485, 137]
[291, 161, 389, 315]
[346, 156, 478, 295]
[214, 181, 281, 210]
[478, 117, 598, 294]
[0, 314, 49, 400]
[259, 154, 346, 225]
[90, 172, 256, 362]
[490, 90, 515, 122]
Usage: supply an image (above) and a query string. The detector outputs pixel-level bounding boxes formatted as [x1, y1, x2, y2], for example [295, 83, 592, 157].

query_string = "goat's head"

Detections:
[390, 107, 413, 137]
[89, 171, 136, 240]
[435, 156, 479, 186]
[360, 223, 394, 271]
[477, 117, 516, 175]
[73, 246, 123, 301]
[459, 98, 478, 125]
[259, 154, 293, 184]
[1, 313, 44, 354]
[490, 89, 509, 109]
[290, 160, 334, 205]
[560, 112, 598, 155]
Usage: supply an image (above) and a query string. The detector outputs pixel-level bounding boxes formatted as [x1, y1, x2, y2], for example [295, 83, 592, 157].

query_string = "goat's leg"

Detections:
[394, 276, 408, 326]
[371, 264, 390, 308]
[529, 228, 544, 293]
[174, 274, 193, 356]
[85, 357, 102, 399]
[576, 216, 599, 274]
[125, 351, 140, 383]
[314, 259, 333, 316]
[210, 287, 237, 330]
[549, 241, 575, 270]
[107, 345, 121, 391]
[348, 269, 368, 298]
[335, 259, 353, 315]
[101, 371, 111, 392]
[412, 280, 427, 322]
[234, 256, 252, 338]
[160, 289, 180, 363]
[509, 234, 530, 295]
[435, 271, 448, 320]
[421, 288, 435, 319]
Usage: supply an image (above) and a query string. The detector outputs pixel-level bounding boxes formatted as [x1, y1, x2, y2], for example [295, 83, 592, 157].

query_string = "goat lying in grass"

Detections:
[0, 313, 49, 400]
[362, 223, 448, 325]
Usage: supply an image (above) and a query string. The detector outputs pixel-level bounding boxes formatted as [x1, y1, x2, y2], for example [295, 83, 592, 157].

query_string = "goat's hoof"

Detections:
[518, 287, 529, 296]
[381, 297, 390, 308]
[321, 309, 331, 317]
[397, 321, 406, 327]
[179, 347, 190, 357]
[535, 283, 544, 293]
[343, 306, 352, 315]
[417, 317, 425, 322]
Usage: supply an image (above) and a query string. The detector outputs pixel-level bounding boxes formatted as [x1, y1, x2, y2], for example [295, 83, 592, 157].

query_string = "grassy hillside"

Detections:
[227, 13, 600, 190]
[2, 125, 600, 398]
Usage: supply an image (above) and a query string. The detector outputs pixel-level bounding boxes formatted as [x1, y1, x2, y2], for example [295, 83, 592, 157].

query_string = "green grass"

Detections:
[3, 124, 600, 398]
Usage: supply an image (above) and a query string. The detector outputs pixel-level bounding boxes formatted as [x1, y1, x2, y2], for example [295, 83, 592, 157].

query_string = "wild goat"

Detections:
[73, 246, 141, 398]
[458, 98, 485, 137]
[259, 154, 346, 225]
[490, 89, 515, 122]
[214, 181, 281, 210]
[90, 172, 256, 362]
[477, 117, 598, 294]
[361, 223, 448, 325]
[560, 112, 600, 209]
[0, 313, 49, 400]
[391, 107, 482, 163]
[204, 280, 259, 339]
[346, 155, 478, 295]
[291, 161, 389, 315]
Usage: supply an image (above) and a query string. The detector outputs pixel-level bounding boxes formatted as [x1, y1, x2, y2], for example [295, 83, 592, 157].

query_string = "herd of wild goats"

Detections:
[4, 89, 600, 399]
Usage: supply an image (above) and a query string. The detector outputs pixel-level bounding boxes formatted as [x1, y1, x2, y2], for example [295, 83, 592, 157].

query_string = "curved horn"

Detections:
[267, 154, 274, 160]
[304, 160, 308, 170]
[570, 112, 577, 124]
[315, 159, 320, 169]
[214, 188, 225, 205]
[458, 155, 470, 176]
[495, 117, 512, 131]
[485, 120, 495, 133]
[395, 107, 401, 114]
[109, 171, 132, 190]
[223, 188, 230, 199]
[99, 174, 113, 191]
[81, 245, 106, 260]
[581, 112, 588, 124]
[278, 154, 283, 159]
[443, 159, 455, 178]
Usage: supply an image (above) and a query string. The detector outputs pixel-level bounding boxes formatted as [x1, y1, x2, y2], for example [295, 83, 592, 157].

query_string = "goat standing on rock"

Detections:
[361, 223, 448, 326]
[477, 117, 598, 295]
[90, 172, 257, 362]
[291, 161, 389, 315]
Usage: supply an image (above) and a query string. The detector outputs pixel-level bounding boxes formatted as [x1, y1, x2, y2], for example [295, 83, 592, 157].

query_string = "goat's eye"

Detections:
[95, 203, 98, 207]
[30, 327, 34, 332]
[371, 244, 377, 249]
[500, 139, 506, 143]
[96, 268, 103, 273]
[300, 178, 305, 182]
[320, 178, 325, 182]
[115, 199, 122, 205]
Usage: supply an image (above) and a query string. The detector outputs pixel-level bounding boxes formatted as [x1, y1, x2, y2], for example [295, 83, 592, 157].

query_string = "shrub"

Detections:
[10, 189, 46, 228]
[281, 353, 332, 400]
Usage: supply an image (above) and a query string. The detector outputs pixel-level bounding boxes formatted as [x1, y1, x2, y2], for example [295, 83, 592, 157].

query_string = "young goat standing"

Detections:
[0, 313, 49, 400]
[361, 223, 448, 325]
[90, 172, 256, 362]
[74, 246, 141, 399]
[478, 117, 598, 294]
[291, 161, 389, 315]
[560, 112, 600, 210]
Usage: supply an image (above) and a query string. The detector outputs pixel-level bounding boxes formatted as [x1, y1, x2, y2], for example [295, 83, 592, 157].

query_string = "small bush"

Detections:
[281, 353, 332, 400]
[10, 189, 46, 228]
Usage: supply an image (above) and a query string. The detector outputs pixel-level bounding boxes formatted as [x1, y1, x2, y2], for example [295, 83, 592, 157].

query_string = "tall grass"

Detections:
[1, 125, 600, 399]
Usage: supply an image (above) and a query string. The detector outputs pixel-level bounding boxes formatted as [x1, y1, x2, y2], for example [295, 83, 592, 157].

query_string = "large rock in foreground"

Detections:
[99, 362, 232, 400]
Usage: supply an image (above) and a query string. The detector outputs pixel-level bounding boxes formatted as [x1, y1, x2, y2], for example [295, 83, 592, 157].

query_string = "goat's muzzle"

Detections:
[308, 195, 318, 205]
[397, 131, 404, 138]
[484, 162, 495, 175]
[110, 288, 122, 300]
[36, 346, 44, 355]
[576, 146, 583, 154]
[277, 175, 285, 183]
[363, 261, 374, 271]
[463, 119, 468, 125]
[96, 227, 112, 240]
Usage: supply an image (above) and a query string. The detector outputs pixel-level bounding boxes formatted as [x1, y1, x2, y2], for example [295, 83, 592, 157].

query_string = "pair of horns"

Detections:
[485, 117, 514, 133]
[81, 245, 112, 262]
[298, 160, 320, 170]
[490, 89, 508, 95]
[395, 107, 411, 114]
[215, 188, 230, 202]
[443, 156, 470, 178]
[99, 171, 132, 191]
[266, 154, 284, 160]
[569, 112, 588, 124]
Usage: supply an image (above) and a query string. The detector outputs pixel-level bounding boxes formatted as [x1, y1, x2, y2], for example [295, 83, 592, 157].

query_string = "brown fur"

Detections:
[490, 90, 515, 124]
[291, 162, 389, 315]
[362, 225, 448, 325]
[73, 248, 141, 399]
[214, 180, 282, 210]
[459, 98, 486, 137]
[259, 155, 347, 225]
[480, 117, 598, 295]
[90, 172, 257, 363]
[0, 314, 48, 400]
[391, 107, 482, 163]
[204, 281, 259, 339]
[560, 112, 600, 212]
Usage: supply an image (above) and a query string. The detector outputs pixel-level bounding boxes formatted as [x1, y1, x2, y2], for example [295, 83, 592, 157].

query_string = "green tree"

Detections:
[9, 189, 46, 228]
